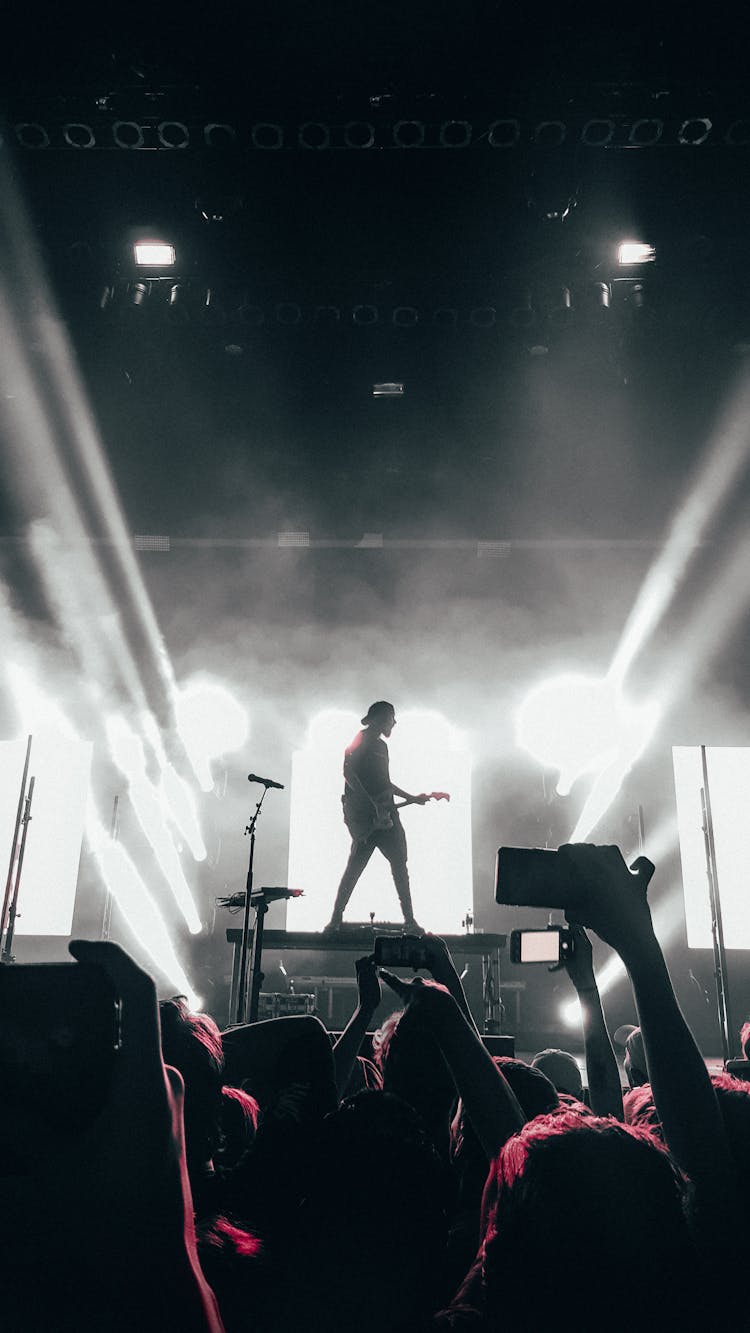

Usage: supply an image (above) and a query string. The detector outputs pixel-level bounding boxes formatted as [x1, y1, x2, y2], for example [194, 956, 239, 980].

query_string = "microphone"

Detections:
[247, 773, 285, 789]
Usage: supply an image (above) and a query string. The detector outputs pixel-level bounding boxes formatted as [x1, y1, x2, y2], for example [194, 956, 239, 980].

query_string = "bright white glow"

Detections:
[625, 814, 678, 869]
[617, 241, 656, 265]
[288, 709, 472, 933]
[0, 733, 91, 936]
[0, 150, 181, 732]
[105, 714, 203, 935]
[159, 764, 207, 862]
[134, 241, 176, 266]
[516, 673, 658, 813]
[650, 538, 750, 718]
[673, 746, 750, 949]
[86, 805, 200, 1007]
[609, 373, 750, 688]
[517, 673, 622, 795]
[0, 667, 92, 935]
[174, 677, 249, 791]
[559, 889, 686, 1026]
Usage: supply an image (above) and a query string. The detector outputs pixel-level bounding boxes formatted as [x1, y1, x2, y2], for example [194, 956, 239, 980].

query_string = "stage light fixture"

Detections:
[617, 241, 656, 266]
[129, 281, 149, 307]
[373, 382, 404, 397]
[134, 240, 176, 267]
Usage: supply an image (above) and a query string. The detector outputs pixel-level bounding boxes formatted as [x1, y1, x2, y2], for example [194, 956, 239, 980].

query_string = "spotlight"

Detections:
[129, 281, 150, 307]
[166, 282, 190, 322]
[134, 240, 176, 267]
[617, 241, 656, 266]
[372, 382, 404, 397]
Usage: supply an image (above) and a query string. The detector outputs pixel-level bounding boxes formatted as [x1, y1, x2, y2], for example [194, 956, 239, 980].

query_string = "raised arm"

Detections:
[558, 846, 736, 1203]
[379, 972, 524, 1162]
[562, 924, 623, 1119]
[332, 955, 381, 1099]
[419, 933, 481, 1035]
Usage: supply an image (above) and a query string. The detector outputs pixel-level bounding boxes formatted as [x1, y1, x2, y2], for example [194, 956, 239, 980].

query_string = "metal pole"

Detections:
[1, 735, 31, 954]
[699, 744, 735, 1063]
[101, 794, 120, 941]
[2, 774, 36, 964]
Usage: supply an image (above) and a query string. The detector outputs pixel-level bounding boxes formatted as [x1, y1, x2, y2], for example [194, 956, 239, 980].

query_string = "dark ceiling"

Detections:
[4, 8, 750, 539]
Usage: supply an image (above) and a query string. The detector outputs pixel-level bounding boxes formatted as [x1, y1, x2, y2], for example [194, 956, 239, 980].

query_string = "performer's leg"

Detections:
[377, 819, 422, 931]
[325, 838, 375, 928]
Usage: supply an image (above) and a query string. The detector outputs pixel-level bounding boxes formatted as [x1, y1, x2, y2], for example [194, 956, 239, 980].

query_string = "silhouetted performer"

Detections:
[324, 701, 428, 933]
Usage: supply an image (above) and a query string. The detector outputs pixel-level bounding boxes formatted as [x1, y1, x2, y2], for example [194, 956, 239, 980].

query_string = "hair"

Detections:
[531, 1048, 583, 1098]
[159, 996, 225, 1171]
[711, 1071, 750, 1196]
[493, 1056, 559, 1119]
[373, 1006, 456, 1135]
[482, 1112, 698, 1330]
[622, 1083, 663, 1139]
[293, 1091, 452, 1330]
[362, 700, 395, 725]
[216, 1085, 259, 1169]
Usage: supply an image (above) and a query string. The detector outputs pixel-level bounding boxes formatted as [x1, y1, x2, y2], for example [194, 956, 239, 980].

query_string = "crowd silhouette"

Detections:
[1, 844, 748, 1330]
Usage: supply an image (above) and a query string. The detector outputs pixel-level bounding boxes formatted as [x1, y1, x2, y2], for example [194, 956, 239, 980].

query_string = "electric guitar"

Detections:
[344, 788, 450, 842]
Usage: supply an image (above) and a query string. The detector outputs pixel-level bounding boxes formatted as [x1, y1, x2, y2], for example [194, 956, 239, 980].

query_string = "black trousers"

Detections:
[330, 813, 415, 922]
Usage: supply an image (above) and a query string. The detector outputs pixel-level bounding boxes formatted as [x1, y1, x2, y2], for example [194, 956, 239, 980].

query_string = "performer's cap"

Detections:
[361, 700, 395, 726]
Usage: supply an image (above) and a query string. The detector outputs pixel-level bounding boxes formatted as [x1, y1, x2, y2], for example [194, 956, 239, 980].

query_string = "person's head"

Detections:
[361, 700, 396, 737]
[615, 1023, 648, 1087]
[494, 1056, 559, 1119]
[294, 1091, 451, 1330]
[482, 1112, 698, 1330]
[622, 1083, 663, 1138]
[531, 1048, 584, 1099]
[740, 1020, 750, 1060]
[451, 1058, 559, 1208]
[159, 996, 225, 1176]
[373, 1006, 456, 1146]
[711, 1071, 750, 1198]
[216, 1085, 259, 1169]
[221, 1014, 338, 1121]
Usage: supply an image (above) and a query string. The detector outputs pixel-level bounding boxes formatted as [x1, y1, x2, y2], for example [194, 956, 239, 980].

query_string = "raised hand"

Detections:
[562, 923, 597, 994]
[558, 844, 655, 964]
[418, 933, 455, 983]
[378, 969, 454, 1016]
[355, 954, 382, 1015]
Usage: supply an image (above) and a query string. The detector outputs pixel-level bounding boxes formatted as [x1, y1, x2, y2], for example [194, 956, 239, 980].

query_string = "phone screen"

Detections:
[520, 930, 561, 963]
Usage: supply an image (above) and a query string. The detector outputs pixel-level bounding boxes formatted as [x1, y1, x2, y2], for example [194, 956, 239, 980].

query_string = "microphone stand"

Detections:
[234, 785, 270, 1024]
[1, 736, 32, 963]
[2, 774, 36, 964]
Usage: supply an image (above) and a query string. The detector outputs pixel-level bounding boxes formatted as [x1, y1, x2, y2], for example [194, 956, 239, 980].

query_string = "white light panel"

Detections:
[673, 746, 750, 949]
[617, 241, 656, 265]
[288, 709, 472, 933]
[134, 241, 176, 266]
[0, 734, 92, 935]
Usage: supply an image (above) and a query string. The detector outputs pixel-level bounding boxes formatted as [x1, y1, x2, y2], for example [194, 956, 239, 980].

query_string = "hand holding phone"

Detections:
[509, 926, 573, 966]
[373, 935, 430, 970]
[558, 845, 655, 961]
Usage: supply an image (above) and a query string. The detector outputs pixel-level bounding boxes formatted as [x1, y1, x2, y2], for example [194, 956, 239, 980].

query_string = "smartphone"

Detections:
[509, 926, 573, 965]
[495, 846, 582, 911]
[0, 961, 121, 1130]
[373, 935, 430, 969]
